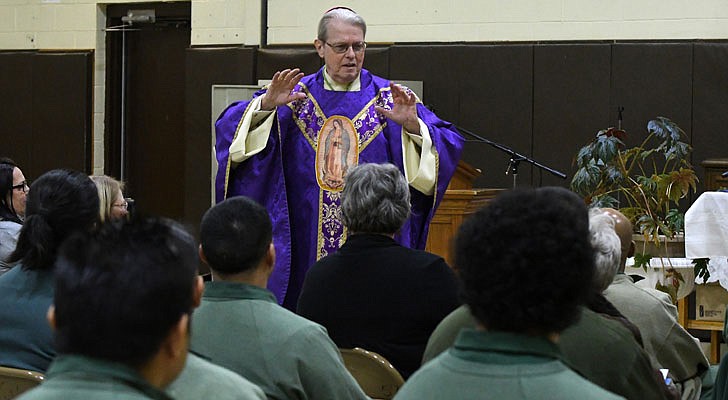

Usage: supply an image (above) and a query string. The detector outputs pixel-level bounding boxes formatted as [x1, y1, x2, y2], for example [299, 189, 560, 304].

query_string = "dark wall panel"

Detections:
[533, 44, 611, 188]
[0, 52, 33, 170]
[391, 45, 533, 189]
[692, 43, 728, 192]
[256, 48, 321, 82]
[0, 51, 92, 181]
[362, 46, 389, 78]
[32, 52, 93, 175]
[610, 43, 693, 149]
[184, 47, 256, 233]
[456, 45, 534, 189]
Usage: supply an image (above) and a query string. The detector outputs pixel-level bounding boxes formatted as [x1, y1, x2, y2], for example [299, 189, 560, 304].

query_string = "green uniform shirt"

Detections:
[0, 265, 55, 372]
[190, 281, 368, 400]
[398, 329, 623, 399]
[17, 354, 170, 399]
[166, 353, 266, 400]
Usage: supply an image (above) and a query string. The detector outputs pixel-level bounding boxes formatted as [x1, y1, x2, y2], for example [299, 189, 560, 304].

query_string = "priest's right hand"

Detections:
[260, 68, 307, 111]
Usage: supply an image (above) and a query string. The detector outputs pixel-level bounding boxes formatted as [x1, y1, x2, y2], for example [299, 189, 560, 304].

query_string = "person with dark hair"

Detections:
[396, 187, 622, 399]
[0, 169, 98, 372]
[601, 208, 711, 399]
[191, 196, 368, 400]
[297, 163, 459, 378]
[420, 199, 675, 399]
[215, 6, 464, 310]
[0, 157, 28, 273]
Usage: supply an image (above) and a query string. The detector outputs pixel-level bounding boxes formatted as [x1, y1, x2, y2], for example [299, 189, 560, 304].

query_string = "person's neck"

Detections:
[211, 266, 269, 288]
[137, 355, 176, 390]
[323, 67, 357, 91]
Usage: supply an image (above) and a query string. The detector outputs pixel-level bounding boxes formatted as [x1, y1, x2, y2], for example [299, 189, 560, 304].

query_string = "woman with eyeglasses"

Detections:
[90, 175, 129, 222]
[0, 157, 28, 274]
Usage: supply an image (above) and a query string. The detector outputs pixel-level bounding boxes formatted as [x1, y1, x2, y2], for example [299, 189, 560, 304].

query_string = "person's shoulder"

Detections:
[606, 277, 669, 309]
[393, 245, 448, 267]
[0, 219, 21, 232]
[546, 366, 626, 399]
[569, 308, 637, 344]
[167, 353, 266, 400]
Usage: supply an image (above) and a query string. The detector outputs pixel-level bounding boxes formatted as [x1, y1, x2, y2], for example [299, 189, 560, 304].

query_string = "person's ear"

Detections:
[314, 39, 325, 58]
[265, 242, 276, 272]
[198, 244, 208, 265]
[628, 240, 636, 258]
[192, 276, 204, 309]
[47, 305, 56, 331]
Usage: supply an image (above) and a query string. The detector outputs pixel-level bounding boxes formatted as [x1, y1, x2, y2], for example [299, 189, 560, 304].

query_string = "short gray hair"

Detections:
[588, 208, 622, 292]
[341, 163, 410, 234]
[317, 7, 367, 41]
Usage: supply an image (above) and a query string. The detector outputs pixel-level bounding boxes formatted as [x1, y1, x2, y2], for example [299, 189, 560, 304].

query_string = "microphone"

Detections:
[722, 171, 728, 178]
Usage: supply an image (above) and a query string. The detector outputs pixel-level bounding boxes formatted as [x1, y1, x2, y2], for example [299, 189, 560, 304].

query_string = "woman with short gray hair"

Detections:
[341, 163, 410, 235]
[298, 162, 459, 379]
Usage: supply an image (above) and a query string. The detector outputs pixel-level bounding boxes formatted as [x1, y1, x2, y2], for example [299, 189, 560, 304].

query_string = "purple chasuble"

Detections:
[215, 68, 464, 309]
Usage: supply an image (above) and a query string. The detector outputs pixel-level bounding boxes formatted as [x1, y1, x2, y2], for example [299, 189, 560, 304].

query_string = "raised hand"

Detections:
[375, 82, 420, 135]
[260, 68, 307, 111]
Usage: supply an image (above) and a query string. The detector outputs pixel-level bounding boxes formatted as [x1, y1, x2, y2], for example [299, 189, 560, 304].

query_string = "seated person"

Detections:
[421, 203, 673, 400]
[19, 217, 264, 400]
[0, 169, 99, 372]
[601, 208, 711, 399]
[297, 163, 459, 378]
[90, 175, 129, 222]
[395, 187, 621, 399]
[191, 196, 368, 400]
[0, 157, 28, 273]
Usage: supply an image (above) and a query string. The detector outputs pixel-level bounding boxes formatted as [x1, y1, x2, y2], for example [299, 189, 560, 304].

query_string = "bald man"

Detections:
[601, 208, 711, 400]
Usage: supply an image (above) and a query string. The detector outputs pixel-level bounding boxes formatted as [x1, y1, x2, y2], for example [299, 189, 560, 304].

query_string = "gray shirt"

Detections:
[0, 220, 21, 274]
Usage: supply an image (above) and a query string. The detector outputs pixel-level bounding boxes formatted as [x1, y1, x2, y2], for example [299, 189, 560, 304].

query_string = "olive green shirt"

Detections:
[423, 305, 668, 400]
[398, 329, 622, 399]
[17, 354, 170, 399]
[190, 281, 368, 400]
[166, 352, 266, 400]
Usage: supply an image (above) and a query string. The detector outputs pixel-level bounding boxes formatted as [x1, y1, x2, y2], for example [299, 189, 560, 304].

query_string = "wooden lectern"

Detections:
[425, 161, 503, 265]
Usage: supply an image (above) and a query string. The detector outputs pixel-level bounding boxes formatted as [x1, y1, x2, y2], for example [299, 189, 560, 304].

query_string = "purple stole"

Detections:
[215, 68, 464, 309]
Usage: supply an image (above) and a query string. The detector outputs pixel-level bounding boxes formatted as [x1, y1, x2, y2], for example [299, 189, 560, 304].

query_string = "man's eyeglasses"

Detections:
[12, 181, 29, 193]
[325, 41, 366, 54]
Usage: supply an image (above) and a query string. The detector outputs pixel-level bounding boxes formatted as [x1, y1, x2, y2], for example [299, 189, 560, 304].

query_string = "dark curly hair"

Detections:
[454, 186, 594, 335]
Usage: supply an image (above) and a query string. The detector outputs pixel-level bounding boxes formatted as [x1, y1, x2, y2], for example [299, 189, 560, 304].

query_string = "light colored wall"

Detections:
[1, 0, 728, 174]
[266, 0, 728, 43]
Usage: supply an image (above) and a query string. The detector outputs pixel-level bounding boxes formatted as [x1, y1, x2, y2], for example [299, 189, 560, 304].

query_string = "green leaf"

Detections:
[665, 208, 684, 232]
[591, 194, 619, 208]
[594, 135, 622, 162]
[693, 258, 710, 284]
[633, 252, 652, 272]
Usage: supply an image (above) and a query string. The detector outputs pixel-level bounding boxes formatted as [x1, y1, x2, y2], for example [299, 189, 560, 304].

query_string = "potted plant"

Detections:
[570, 116, 699, 301]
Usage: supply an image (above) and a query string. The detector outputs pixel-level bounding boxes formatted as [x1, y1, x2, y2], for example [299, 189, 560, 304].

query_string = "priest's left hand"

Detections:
[375, 83, 421, 135]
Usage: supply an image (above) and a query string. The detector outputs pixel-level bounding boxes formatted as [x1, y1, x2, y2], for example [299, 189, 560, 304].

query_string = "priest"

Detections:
[215, 7, 464, 309]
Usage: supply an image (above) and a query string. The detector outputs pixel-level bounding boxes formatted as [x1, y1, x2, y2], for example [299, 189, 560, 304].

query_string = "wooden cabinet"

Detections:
[425, 162, 504, 266]
[702, 158, 728, 192]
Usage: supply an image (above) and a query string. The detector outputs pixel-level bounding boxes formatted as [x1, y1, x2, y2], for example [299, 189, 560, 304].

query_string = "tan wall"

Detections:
[1, 0, 728, 173]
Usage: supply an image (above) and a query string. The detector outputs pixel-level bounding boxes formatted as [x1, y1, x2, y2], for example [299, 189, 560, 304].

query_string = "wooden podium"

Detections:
[425, 161, 504, 265]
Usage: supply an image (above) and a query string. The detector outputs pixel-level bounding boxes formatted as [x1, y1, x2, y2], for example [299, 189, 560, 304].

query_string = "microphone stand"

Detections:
[455, 125, 567, 189]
